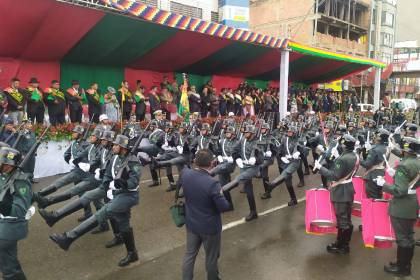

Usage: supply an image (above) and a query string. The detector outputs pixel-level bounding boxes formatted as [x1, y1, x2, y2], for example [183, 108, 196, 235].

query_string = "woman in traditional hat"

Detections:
[104, 86, 119, 122]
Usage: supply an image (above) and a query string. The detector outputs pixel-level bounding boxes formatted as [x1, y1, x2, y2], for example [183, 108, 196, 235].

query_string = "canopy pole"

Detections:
[279, 49, 289, 119]
[373, 67, 381, 110]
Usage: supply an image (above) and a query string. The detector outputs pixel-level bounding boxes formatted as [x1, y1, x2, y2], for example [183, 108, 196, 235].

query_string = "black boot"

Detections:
[327, 228, 349, 254]
[148, 168, 160, 187]
[105, 219, 124, 248]
[221, 179, 239, 192]
[304, 167, 310, 176]
[36, 192, 72, 209]
[39, 199, 84, 227]
[118, 228, 139, 267]
[50, 215, 98, 251]
[245, 191, 258, 222]
[36, 185, 58, 197]
[223, 190, 234, 211]
[166, 182, 177, 192]
[384, 246, 413, 276]
[297, 179, 305, 188]
[266, 175, 285, 193]
[260, 180, 272, 200]
[286, 181, 298, 207]
[78, 204, 93, 222]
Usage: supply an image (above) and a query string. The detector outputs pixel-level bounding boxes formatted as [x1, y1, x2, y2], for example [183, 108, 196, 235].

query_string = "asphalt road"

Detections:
[12, 157, 420, 280]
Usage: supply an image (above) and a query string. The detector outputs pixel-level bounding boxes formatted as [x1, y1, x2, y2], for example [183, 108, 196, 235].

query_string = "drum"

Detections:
[352, 176, 367, 217]
[305, 188, 337, 235]
[361, 198, 395, 249]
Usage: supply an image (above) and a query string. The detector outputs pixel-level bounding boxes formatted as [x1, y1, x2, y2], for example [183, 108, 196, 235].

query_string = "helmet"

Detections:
[101, 130, 115, 142]
[347, 121, 355, 128]
[368, 119, 376, 127]
[0, 147, 21, 167]
[201, 123, 211, 131]
[287, 126, 297, 133]
[72, 125, 85, 135]
[91, 128, 102, 138]
[113, 134, 130, 149]
[149, 120, 158, 128]
[261, 123, 270, 130]
[376, 128, 390, 143]
[244, 125, 256, 134]
[179, 122, 189, 129]
[325, 122, 334, 130]
[162, 121, 172, 130]
[341, 134, 356, 151]
[225, 126, 236, 134]
[405, 123, 418, 136]
[337, 124, 347, 135]
[402, 137, 420, 154]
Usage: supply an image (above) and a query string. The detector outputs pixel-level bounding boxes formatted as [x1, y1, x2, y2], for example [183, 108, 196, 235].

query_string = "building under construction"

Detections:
[250, 0, 371, 57]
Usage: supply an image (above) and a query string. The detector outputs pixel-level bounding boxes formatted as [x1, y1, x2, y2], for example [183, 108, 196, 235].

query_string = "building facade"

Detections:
[249, 0, 371, 57]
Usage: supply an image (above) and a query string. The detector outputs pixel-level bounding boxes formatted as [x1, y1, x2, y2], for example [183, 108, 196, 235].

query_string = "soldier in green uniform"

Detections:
[33, 125, 88, 201]
[50, 134, 141, 267]
[314, 134, 359, 254]
[14, 121, 37, 183]
[0, 147, 33, 280]
[360, 128, 389, 199]
[375, 137, 420, 277]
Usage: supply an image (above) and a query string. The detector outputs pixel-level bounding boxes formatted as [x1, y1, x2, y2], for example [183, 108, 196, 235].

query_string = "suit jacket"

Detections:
[180, 168, 230, 235]
[149, 93, 161, 115]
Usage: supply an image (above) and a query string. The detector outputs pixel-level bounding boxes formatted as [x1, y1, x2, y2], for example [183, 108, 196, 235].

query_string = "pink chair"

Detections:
[305, 188, 337, 235]
[352, 176, 367, 217]
[361, 198, 395, 249]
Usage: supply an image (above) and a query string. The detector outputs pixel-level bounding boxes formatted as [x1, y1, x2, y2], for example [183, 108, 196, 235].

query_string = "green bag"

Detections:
[169, 181, 185, 228]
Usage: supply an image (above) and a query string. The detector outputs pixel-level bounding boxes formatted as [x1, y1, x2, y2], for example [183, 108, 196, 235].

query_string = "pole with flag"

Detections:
[177, 73, 190, 120]
[120, 83, 125, 134]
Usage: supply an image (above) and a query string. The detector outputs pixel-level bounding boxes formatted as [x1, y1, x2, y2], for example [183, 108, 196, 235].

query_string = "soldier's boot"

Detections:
[148, 169, 160, 187]
[165, 174, 177, 192]
[39, 199, 84, 227]
[221, 179, 239, 192]
[297, 178, 305, 188]
[105, 219, 124, 248]
[260, 180, 272, 200]
[384, 246, 413, 276]
[118, 228, 139, 267]
[36, 191, 72, 209]
[155, 159, 171, 168]
[321, 176, 329, 189]
[223, 190, 234, 211]
[265, 174, 286, 193]
[285, 181, 298, 207]
[304, 166, 310, 176]
[6, 272, 27, 280]
[36, 185, 58, 197]
[78, 204, 93, 222]
[245, 193, 258, 222]
[327, 228, 349, 254]
[91, 200, 109, 234]
[50, 215, 98, 251]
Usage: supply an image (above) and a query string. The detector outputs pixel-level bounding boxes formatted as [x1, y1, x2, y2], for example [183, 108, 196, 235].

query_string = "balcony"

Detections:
[314, 33, 368, 56]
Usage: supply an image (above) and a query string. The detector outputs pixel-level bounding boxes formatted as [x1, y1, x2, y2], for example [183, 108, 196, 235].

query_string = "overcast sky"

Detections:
[395, 0, 420, 43]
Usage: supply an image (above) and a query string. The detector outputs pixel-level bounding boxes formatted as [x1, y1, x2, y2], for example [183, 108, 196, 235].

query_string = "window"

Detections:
[381, 32, 394, 47]
[211, 11, 219, 22]
[372, 9, 376, 24]
[137, 0, 158, 7]
[381, 11, 394, 27]
[370, 30, 376, 45]
[170, 2, 203, 19]
[381, 53, 392, 64]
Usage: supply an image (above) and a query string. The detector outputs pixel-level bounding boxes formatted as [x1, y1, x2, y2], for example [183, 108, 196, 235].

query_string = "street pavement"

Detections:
[14, 159, 420, 280]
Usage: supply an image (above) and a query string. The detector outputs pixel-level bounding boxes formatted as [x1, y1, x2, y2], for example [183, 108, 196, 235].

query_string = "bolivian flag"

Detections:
[177, 76, 189, 119]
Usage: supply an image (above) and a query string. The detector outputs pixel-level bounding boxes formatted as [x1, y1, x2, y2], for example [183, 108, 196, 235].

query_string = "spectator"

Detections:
[104, 87, 119, 122]
[3, 78, 26, 124]
[149, 85, 161, 118]
[180, 149, 231, 280]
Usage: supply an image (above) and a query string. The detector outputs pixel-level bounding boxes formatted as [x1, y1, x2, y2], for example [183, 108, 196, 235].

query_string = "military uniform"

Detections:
[0, 151, 33, 280]
[15, 128, 37, 175]
[360, 142, 387, 199]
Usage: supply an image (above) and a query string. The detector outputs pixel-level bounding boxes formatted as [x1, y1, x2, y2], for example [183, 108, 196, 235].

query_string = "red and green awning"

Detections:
[0, 0, 385, 90]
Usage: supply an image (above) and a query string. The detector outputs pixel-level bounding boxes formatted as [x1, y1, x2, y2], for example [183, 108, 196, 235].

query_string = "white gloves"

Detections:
[331, 147, 340, 159]
[227, 156, 234, 163]
[107, 189, 114, 200]
[365, 142, 372, 151]
[292, 151, 300, 160]
[25, 206, 36, 220]
[355, 140, 360, 147]
[247, 157, 256, 166]
[79, 162, 90, 172]
[69, 158, 75, 168]
[264, 151, 272, 157]
[313, 160, 322, 171]
[315, 131, 320, 137]
[236, 158, 244, 168]
[374, 176, 386, 187]
[394, 127, 401, 134]
[387, 141, 395, 150]
[316, 144, 325, 153]
[281, 157, 290, 164]
[386, 168, 396, 177]
[109, 180, 116, 190]
[162, 144, 169, 150]
[177, 145, 183, 154]
[217, 155, 224, 163]
[94, 168, 101, 180]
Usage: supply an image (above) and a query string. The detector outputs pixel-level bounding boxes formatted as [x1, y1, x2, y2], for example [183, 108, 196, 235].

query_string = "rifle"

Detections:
[5, 120, 27, 144]
[0, 125, 50, 202]
[114, 121, 150, 180]
[82, 114, 95, 141]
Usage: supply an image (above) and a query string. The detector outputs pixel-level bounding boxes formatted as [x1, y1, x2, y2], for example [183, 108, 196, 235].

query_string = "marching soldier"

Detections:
[65, 80, 83, 124]
[3, 78, 26, 125]
[50, 134, 141, 267]
[222, 125, 264, 221]
[256, 122, 277, 197]
[313, 134, 359, 254]
[0, 147, 33, 280]
[14, 120, 37, 183]
[26, 77, 45, 124]
[44, 80, 66, 126]
[375, 137, 420, 277]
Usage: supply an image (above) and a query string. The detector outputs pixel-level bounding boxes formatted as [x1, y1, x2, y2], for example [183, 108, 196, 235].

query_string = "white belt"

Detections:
[331, 178, 353, 187]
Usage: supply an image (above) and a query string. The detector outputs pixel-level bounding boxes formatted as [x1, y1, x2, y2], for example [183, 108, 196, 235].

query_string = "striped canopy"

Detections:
[0, 0, 385, 90]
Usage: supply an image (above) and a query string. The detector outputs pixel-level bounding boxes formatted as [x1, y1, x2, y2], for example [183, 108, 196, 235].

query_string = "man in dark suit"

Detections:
[149, 86, 161, 118]
[179, 149, 231, 280]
